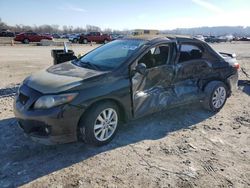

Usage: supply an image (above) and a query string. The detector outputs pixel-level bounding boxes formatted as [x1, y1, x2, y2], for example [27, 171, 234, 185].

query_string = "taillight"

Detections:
[233, 62, 240, 70]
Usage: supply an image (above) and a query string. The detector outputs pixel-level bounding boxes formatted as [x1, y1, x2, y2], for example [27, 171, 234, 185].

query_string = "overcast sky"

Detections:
[0, 0, 249, 30]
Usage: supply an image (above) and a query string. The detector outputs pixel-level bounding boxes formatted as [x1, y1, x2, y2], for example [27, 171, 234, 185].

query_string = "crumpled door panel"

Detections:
[133, 78, 201, 117]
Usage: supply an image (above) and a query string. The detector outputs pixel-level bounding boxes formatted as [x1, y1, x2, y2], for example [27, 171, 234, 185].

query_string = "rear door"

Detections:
[131, 42, 176, 118]
[173, 42, 212, 103]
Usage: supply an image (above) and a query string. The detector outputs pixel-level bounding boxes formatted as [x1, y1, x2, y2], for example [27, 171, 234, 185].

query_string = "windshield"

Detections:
[73, 39, 146, 71]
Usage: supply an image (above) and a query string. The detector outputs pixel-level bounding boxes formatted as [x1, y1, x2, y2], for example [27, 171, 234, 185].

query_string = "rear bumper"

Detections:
[227, 72, 238, 93]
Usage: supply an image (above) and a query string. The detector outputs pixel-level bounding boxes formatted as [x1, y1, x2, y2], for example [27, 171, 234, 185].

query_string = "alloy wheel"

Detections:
[94, 108, 118, 141]
[212, 86, 226, 109]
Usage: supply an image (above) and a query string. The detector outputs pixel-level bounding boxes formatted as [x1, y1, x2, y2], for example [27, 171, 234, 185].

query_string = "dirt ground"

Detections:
[0, 42, 249, 188]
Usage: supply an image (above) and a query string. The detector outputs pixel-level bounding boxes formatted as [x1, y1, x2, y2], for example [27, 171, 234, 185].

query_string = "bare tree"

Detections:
[74, 26, 86, 34]
[0, 18, 8, 30]
[86, 25, 101, 32]
[103, 28, 112, 34]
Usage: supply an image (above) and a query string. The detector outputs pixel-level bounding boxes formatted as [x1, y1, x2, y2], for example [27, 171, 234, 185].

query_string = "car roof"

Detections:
[124, 34, 203, 44]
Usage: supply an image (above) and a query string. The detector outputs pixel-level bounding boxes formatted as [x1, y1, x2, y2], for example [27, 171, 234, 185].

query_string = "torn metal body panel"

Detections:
[131, 61, 205, 117]
[13, 36, 239, 144]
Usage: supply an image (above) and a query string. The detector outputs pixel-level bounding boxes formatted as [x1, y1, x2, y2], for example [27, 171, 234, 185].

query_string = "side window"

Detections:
[178, 44, 203, 63]
[138, 45, 169, 69]
[28, 32, 36, 36]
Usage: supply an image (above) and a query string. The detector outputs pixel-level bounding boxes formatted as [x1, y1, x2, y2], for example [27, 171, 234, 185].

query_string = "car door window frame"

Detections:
[135, 43, 171, 70]
[177, 42, 204, 64]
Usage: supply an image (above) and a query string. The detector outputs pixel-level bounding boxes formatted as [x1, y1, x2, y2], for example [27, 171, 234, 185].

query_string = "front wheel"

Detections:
[203, 81, 228, 112]
[78, 101, 120, 146]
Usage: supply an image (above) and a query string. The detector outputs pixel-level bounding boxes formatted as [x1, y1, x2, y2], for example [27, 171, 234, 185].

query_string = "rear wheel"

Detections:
[203, 81, 228, 112]
[23, 38, 29, 44]
[104, 39, 108, 44]
[78, 101, 120, 146]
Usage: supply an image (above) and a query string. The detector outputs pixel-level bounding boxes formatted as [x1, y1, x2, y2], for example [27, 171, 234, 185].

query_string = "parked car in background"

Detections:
[14, 36, 239, 145]
[205, 35, 233, 43]
[79, 32, 112, 44]
[68, 34, 81, 43]
[60, 33, 70, 39]
[205, 36, 220, 43]
[224, 35, 234, 42]
[194, 35, 205, 41]
[0, 30, 15, 37]
[239, 37, 250, 41]
[110, 34, 124, 40]
[52, 33, 61, 39]
[14, 32, 53, 44]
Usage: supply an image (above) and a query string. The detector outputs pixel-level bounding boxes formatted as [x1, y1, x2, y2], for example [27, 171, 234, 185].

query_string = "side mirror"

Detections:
[135, 63, 147, 75]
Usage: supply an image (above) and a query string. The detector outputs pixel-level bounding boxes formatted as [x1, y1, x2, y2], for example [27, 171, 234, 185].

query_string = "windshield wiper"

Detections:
[79, 61, 101, 70]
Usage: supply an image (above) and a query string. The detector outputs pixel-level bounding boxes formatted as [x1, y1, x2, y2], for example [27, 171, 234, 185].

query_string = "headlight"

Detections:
[34, 93, 78, 109]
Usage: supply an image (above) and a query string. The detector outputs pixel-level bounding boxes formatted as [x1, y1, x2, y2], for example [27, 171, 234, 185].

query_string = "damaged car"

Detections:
[14, 36, 239, 145]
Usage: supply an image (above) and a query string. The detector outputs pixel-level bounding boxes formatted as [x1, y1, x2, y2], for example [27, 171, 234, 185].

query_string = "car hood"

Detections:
[24, 62, 107, 94]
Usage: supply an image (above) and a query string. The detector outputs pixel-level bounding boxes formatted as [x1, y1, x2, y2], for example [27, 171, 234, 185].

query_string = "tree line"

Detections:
[0, 18, 127, 34]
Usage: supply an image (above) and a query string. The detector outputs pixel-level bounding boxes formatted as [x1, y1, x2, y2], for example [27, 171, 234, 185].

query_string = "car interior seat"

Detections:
[139, 51, 156, 68]
[179, 52, 191, 62]
[157, 46, 169, 65]
[190, 49, 202, 59]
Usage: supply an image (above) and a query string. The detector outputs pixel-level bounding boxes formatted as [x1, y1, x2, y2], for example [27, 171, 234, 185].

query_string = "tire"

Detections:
[83, 39, 88, 44]
[104, 39, 108, 44]
[203, 81, 228, 112]
[78, 101, 120, 146]
[73, 38, 78, 43]
[23, 38, 29, 44]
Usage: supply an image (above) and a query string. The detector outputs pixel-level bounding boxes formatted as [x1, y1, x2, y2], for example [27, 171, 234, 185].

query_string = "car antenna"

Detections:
[63, 42, 68, 53]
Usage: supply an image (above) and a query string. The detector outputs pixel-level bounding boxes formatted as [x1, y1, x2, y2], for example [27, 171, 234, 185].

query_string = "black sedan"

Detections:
[14, 36, 239, 145]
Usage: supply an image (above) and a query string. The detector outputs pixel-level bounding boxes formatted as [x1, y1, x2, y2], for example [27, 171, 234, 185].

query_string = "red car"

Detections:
[79, 32, 111, 44]
[14, 32, 53, 44]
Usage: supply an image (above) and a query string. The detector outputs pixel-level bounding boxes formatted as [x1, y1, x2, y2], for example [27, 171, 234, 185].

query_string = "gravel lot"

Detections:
[0, 42, 249, 188]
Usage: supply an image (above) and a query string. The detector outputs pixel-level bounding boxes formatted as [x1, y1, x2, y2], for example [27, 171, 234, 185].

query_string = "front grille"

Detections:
[18, 92, 29, 105]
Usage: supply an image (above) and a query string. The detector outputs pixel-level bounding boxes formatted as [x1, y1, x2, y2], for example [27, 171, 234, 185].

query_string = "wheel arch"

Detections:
[201, 78, 230, 95]
[77, 98, 127, 130]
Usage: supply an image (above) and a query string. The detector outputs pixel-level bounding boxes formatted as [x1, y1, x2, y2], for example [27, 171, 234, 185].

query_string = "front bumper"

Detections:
[14, 84, 84, 145]
[15, 115, 78, 145]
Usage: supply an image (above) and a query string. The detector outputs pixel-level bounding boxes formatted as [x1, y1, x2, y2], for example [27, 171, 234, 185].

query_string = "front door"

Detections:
[131, 43, 176, 118]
